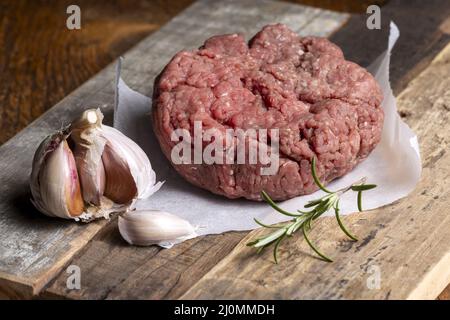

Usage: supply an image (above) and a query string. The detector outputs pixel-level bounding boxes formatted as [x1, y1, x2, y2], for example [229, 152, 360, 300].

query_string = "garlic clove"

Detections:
[71, 108, 103, 135]
[61, 141, 85, 216]
[30, 135, 84, 218]
[30, 108, 163, 222]
[118, 210, 197, 246]
[101, 125, 163, 199]
[101, 141, 138, 204]
[71, 109, 108, 206]
[75, 154, 106, 206]
[71, 108, 163, 205]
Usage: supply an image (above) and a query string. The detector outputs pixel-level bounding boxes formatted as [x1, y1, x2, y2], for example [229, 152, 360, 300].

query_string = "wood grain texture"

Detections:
[39, 0, 348, 300]
[0, 0, 197, 297]
[438, 283, 450, 300]
[42, 1, 450, 300]
[286, 0, 387, 13]
[0, 20, 117, 301]
[0, 0, 194, 145]
[180, 43, 450, 300]
[329, 0, 450, 96]
[1, 0, 450, 300]
[0, 0, 348, 299]
[2, 0, 445, 145]
[0, 0, 376, 146]
[42, 218, 246, 300]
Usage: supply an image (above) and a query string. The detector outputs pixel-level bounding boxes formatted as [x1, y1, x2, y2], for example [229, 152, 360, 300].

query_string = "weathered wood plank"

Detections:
[180, 43, 450, 300]
[39, 0, 348, 299]
[42, 218, 246, 300]
[41, 0, 450, 300]
[329, 0, 450, 96]
[0, 0, 348, 298]
[0, 0, 195, 145]
[0, 65, 116, 298]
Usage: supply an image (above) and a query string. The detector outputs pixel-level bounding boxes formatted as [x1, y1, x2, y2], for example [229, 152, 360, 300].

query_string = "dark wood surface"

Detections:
[180, 44, 450, 299]
[0, 0, 349, 298]
[0, 0, 194, 145]
[0, 0, 350, 299]
[1, 0, 450, 299]
[0, 0, 382, 145]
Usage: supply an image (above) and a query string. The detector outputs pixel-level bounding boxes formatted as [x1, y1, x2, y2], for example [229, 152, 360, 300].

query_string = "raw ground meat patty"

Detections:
[152, 24, 383, 201]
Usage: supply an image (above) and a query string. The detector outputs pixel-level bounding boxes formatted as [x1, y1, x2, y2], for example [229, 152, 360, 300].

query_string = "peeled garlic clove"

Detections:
[30, 133, 84, 219]
[118, 210, 197, 246]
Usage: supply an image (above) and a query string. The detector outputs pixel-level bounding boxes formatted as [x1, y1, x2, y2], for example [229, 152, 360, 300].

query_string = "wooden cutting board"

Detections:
[0, 0, 449, 299]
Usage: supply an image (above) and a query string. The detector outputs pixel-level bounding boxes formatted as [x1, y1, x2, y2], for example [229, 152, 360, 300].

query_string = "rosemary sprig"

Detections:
[247, 158, 376, 263]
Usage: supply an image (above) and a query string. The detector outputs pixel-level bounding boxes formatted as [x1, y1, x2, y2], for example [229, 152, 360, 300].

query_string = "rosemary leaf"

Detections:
[311, 157, 333, 194]
[248, 157, 376, 263]
[247, 240, 259, 247]
[286, 219, 302, 236]
[297, 208, 315, 214]
[311, 198, 334, 220]
[252, 228, 287, 248]
[254, 218, 282, 229]
[351, 184, 377, 191]
[261, 191, 302, 217]
[302, 225, 333, 262]
[357, 191, 363, 212]
[273, 234, 286, 264]
[334, 200, 358, 241]
[304, 199, 322, 208]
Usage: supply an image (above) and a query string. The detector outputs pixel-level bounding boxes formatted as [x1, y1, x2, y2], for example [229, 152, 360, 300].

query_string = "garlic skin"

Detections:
[101, 125, 160, 200]
[71, 109, 162, 207]
[118, 210, 197, 247]
[101, 141, 137, 204]
[30, 132, 85, 218]
[30, 108, 163, 221]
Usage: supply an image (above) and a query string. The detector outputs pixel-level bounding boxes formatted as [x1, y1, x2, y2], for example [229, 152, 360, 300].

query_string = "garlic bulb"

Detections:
[118, 210, 197, 247]
[30, 108, 163, 221]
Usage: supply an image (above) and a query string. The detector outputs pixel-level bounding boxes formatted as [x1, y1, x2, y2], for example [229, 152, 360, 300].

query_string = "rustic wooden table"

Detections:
[0, 0, 449, 299]
[0, 0, 383, 145]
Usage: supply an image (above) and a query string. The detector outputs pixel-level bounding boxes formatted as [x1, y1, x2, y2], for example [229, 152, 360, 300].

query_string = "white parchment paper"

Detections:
[114, 22, 421, 238]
